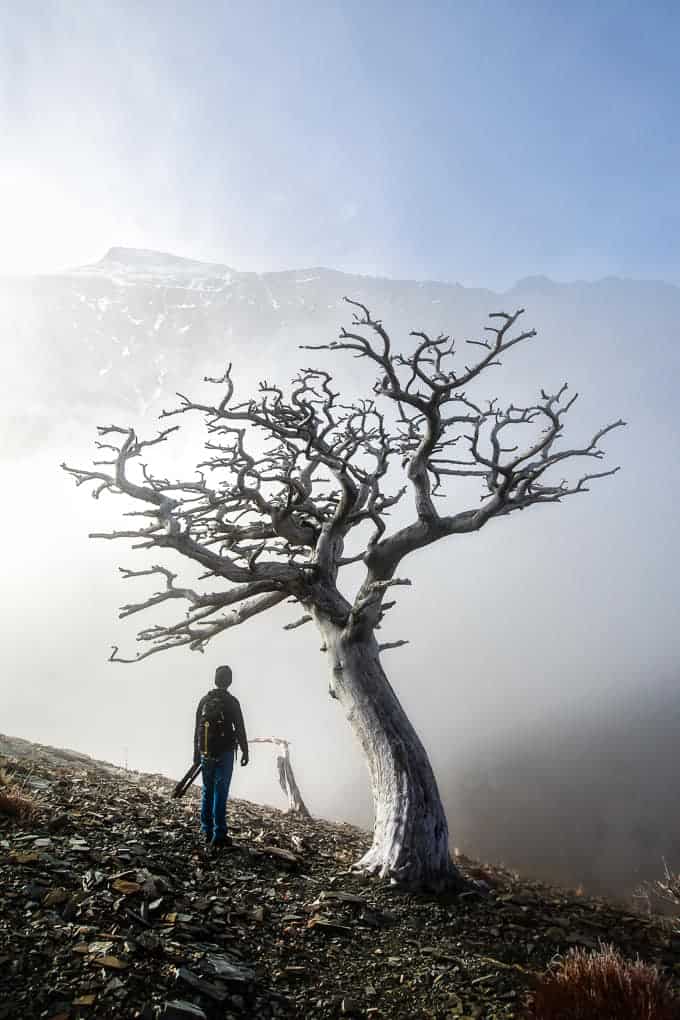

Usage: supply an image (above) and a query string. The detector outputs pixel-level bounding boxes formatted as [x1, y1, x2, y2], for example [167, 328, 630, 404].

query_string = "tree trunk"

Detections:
[276, 748, 311, 817]
[250, 737, 311, 817]
[316, 616, 462, 891]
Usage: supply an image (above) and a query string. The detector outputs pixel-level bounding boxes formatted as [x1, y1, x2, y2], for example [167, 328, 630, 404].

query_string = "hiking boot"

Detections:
[209, 835, 233, 850]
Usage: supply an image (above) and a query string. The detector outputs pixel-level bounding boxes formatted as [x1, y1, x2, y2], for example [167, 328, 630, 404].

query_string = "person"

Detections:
[193, 665, 249, 848]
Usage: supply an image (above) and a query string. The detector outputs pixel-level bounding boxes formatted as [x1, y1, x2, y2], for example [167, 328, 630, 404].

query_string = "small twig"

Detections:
[283, 614, 312, 631]
[377, 640, 410, 653]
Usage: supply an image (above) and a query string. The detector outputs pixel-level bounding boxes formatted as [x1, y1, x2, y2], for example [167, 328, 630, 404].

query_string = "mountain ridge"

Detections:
[3, 246, 679, 296]
[3, 244, 679, 457]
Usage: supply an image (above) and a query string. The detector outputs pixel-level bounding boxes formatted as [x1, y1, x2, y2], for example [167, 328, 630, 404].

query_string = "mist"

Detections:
[1, 257, 678, 899]
[3, 2, 680, 902]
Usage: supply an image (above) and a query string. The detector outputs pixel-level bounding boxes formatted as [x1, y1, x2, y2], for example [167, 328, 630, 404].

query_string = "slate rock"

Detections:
[162, 1001, 208, 1020]
[201, 952, 255, 983]
[176, 966, 228, 1002]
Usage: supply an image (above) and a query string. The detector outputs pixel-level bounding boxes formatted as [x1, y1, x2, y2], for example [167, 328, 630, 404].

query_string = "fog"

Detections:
[3, 2, 680, 901]
[1, 259, 679, 899]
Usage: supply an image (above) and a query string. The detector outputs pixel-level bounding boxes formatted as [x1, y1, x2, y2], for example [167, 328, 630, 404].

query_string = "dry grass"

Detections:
[650, 860, 680, 910]
[634, 860, 680, 920]
[0, 768, 37, 822]
[526, 943, 680, 1020]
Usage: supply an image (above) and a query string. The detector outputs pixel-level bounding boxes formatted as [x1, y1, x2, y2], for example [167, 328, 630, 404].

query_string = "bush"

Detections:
[525, 943, 680, 1020]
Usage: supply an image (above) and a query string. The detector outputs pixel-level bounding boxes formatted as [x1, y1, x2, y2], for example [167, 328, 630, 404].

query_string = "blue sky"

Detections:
[2, 1, 678, 285]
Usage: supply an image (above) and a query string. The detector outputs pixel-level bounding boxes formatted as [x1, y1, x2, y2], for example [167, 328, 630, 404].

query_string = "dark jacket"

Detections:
[193, 689, 248, 762]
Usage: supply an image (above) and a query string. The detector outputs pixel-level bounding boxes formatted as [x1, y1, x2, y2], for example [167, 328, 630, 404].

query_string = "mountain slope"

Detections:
[2, 735, 680, 1020]
[4, 247, 679, 451]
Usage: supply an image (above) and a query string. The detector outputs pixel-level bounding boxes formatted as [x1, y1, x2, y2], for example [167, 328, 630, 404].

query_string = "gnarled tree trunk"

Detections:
[250, 737, 311, 817]
[317, 615, 461, 891]
[276, 745, 311, 817]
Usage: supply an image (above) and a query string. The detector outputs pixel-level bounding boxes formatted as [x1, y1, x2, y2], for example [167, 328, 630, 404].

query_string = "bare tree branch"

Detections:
[64, 299, 623, 660]
[377, 640, 410, 653]
[109, 590, 287, 663]
[283, 614, 313, 631]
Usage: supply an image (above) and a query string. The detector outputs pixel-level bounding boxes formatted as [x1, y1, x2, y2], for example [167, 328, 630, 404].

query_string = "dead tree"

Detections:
[250, 737, 310, 817]
[62, 300, 624, 890]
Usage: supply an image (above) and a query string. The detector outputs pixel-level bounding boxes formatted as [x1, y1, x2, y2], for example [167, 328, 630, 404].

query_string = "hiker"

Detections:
[193, 665, 249, 848]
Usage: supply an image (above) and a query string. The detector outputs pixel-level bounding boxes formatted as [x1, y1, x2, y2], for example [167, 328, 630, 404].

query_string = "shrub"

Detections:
[526, 943, 680, 1020]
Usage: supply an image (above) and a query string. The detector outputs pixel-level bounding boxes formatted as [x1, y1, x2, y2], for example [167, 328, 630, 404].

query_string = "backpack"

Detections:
[199, 690, 232, 757]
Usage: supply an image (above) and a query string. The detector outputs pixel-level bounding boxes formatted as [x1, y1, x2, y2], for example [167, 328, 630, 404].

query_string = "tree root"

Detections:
[350, 843, 465, 894]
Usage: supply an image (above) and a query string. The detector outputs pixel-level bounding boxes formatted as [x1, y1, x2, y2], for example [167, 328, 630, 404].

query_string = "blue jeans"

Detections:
[200, 751, 235, 841]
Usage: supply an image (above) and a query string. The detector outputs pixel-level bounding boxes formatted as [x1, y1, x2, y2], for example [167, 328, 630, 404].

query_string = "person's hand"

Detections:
[240, 750, 249, 767]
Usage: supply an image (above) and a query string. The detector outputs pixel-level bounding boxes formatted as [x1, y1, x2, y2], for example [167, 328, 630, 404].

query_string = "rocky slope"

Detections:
[2, 734, 680, 1020]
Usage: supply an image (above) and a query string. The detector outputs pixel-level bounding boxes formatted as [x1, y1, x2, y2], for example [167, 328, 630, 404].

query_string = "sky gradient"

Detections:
[2, 1, 679, 285]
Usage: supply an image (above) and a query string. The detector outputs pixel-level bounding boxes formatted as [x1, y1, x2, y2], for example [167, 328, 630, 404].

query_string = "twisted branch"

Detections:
[63, 298, 624, 660]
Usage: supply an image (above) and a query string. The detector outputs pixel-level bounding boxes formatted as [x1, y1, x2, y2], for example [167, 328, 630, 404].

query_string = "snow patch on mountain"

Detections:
[2, 245, 679, 458]
[72, 247, 236, 292]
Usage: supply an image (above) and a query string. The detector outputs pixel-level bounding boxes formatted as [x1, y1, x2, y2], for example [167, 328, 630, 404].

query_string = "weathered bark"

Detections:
[316, 614, 462, 891]
[250, 737, 311, 817]
[276, 749, 311, 818]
